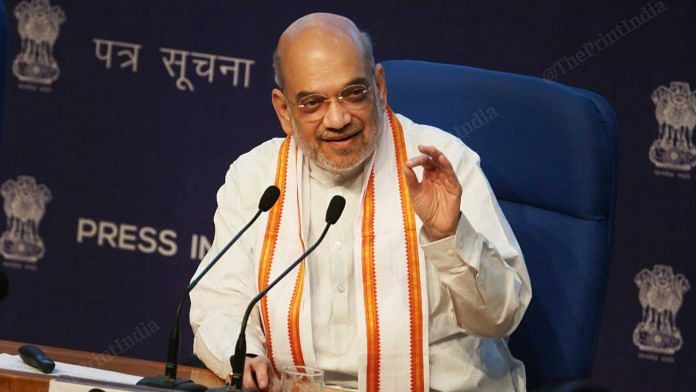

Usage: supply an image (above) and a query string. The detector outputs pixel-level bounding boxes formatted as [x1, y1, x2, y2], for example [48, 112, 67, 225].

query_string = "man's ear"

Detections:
[271, 88, 293, 136]
[374, 63, 388, 110]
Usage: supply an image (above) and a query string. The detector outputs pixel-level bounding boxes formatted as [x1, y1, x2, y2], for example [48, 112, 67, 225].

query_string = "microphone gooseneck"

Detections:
[137, 185, 280, 391]
[229, 195, 346, 390]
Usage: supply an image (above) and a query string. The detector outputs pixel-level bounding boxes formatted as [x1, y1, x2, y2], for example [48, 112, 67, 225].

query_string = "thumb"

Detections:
[402, 161, 420, 193]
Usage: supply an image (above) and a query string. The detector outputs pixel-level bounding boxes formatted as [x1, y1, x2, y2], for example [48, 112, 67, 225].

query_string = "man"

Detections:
[190, 13, 531, 391]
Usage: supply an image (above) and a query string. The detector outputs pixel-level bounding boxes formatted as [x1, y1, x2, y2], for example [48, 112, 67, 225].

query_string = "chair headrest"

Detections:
[382, 60, 618, 219]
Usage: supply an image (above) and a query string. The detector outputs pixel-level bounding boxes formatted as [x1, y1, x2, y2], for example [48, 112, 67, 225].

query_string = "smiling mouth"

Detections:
[322, 131, 361, 143]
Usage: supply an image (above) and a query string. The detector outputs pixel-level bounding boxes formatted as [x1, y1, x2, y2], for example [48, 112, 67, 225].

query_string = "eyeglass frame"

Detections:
[283, 83, 374, 118]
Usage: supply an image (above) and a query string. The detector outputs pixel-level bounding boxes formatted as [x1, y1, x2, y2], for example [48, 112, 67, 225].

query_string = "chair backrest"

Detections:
[382, 60, 618, 388]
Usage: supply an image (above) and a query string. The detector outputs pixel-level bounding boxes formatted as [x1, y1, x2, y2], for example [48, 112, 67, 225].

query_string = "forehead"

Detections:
[280, 29, 370, 94]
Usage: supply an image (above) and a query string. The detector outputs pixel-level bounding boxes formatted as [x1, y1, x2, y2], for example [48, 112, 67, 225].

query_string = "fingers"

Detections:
[243, 355, 275, 390]
[404, 145, 445, 191]
[406, 145, 457, 179]
[406, 145, 452, 170]
[243, 359, 258, 389]
[402, 161, 420, 191]
[417, 145, 455, 172]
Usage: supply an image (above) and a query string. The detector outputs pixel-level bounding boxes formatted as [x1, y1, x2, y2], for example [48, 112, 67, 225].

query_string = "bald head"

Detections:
[269, 13, 388, 176]
[273, 13, 375, 89]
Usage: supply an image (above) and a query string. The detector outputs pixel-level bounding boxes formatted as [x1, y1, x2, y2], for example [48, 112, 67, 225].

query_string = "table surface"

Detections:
[0, 339, 345, 391]
[0, 338, 226, 388]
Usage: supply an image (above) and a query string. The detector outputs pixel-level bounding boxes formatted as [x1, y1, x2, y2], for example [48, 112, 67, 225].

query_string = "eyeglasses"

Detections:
[287, 84, 372, 121]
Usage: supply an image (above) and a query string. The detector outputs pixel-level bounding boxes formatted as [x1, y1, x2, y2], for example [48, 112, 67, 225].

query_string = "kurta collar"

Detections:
[308, 158, 367, 187]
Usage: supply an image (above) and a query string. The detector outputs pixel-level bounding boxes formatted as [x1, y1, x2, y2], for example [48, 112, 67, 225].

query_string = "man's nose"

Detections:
[322, 99, 351, 130]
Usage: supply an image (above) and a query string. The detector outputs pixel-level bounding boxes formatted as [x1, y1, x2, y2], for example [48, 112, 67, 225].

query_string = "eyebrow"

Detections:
[295, 77, 370, 101]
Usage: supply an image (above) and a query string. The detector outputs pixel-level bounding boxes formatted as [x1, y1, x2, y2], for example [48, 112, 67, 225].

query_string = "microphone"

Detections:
[137, 185, 281, 391]
[18, 345, 55, 374]
[223, 195, 346, 390]
[325, 195, 345, 224]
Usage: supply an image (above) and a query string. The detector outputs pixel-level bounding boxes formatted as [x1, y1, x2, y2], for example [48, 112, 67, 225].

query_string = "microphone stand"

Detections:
[212, 195, 345, 391]
[138, 186, 279, 391]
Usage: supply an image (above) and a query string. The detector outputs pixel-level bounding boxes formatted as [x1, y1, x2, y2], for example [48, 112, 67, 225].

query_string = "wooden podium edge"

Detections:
[0, 339, 224, 390]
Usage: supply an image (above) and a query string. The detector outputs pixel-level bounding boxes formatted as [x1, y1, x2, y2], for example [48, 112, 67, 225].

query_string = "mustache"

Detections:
[317, 123, 363, 140]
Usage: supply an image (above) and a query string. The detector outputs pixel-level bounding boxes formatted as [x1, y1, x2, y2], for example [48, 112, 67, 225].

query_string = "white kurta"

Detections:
[189, 113, 532, 391]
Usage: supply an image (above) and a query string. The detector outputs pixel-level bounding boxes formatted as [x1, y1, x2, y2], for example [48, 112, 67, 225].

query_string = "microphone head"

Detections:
[325, 195, 346, 225]
[258, 186, 281, 212]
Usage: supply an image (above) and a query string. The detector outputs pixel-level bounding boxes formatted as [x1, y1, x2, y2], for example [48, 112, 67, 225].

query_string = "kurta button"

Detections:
[337, 283, 345, 293]
[334, 241, 343, 251]
[447, 249, 456, 257]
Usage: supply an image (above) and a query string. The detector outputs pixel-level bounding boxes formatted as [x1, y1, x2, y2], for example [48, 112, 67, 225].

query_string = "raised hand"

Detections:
[403, 145, 462, 241]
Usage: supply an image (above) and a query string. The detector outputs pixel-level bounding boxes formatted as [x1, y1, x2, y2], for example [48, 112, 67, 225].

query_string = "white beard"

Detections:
[292, 104, 385, 176]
